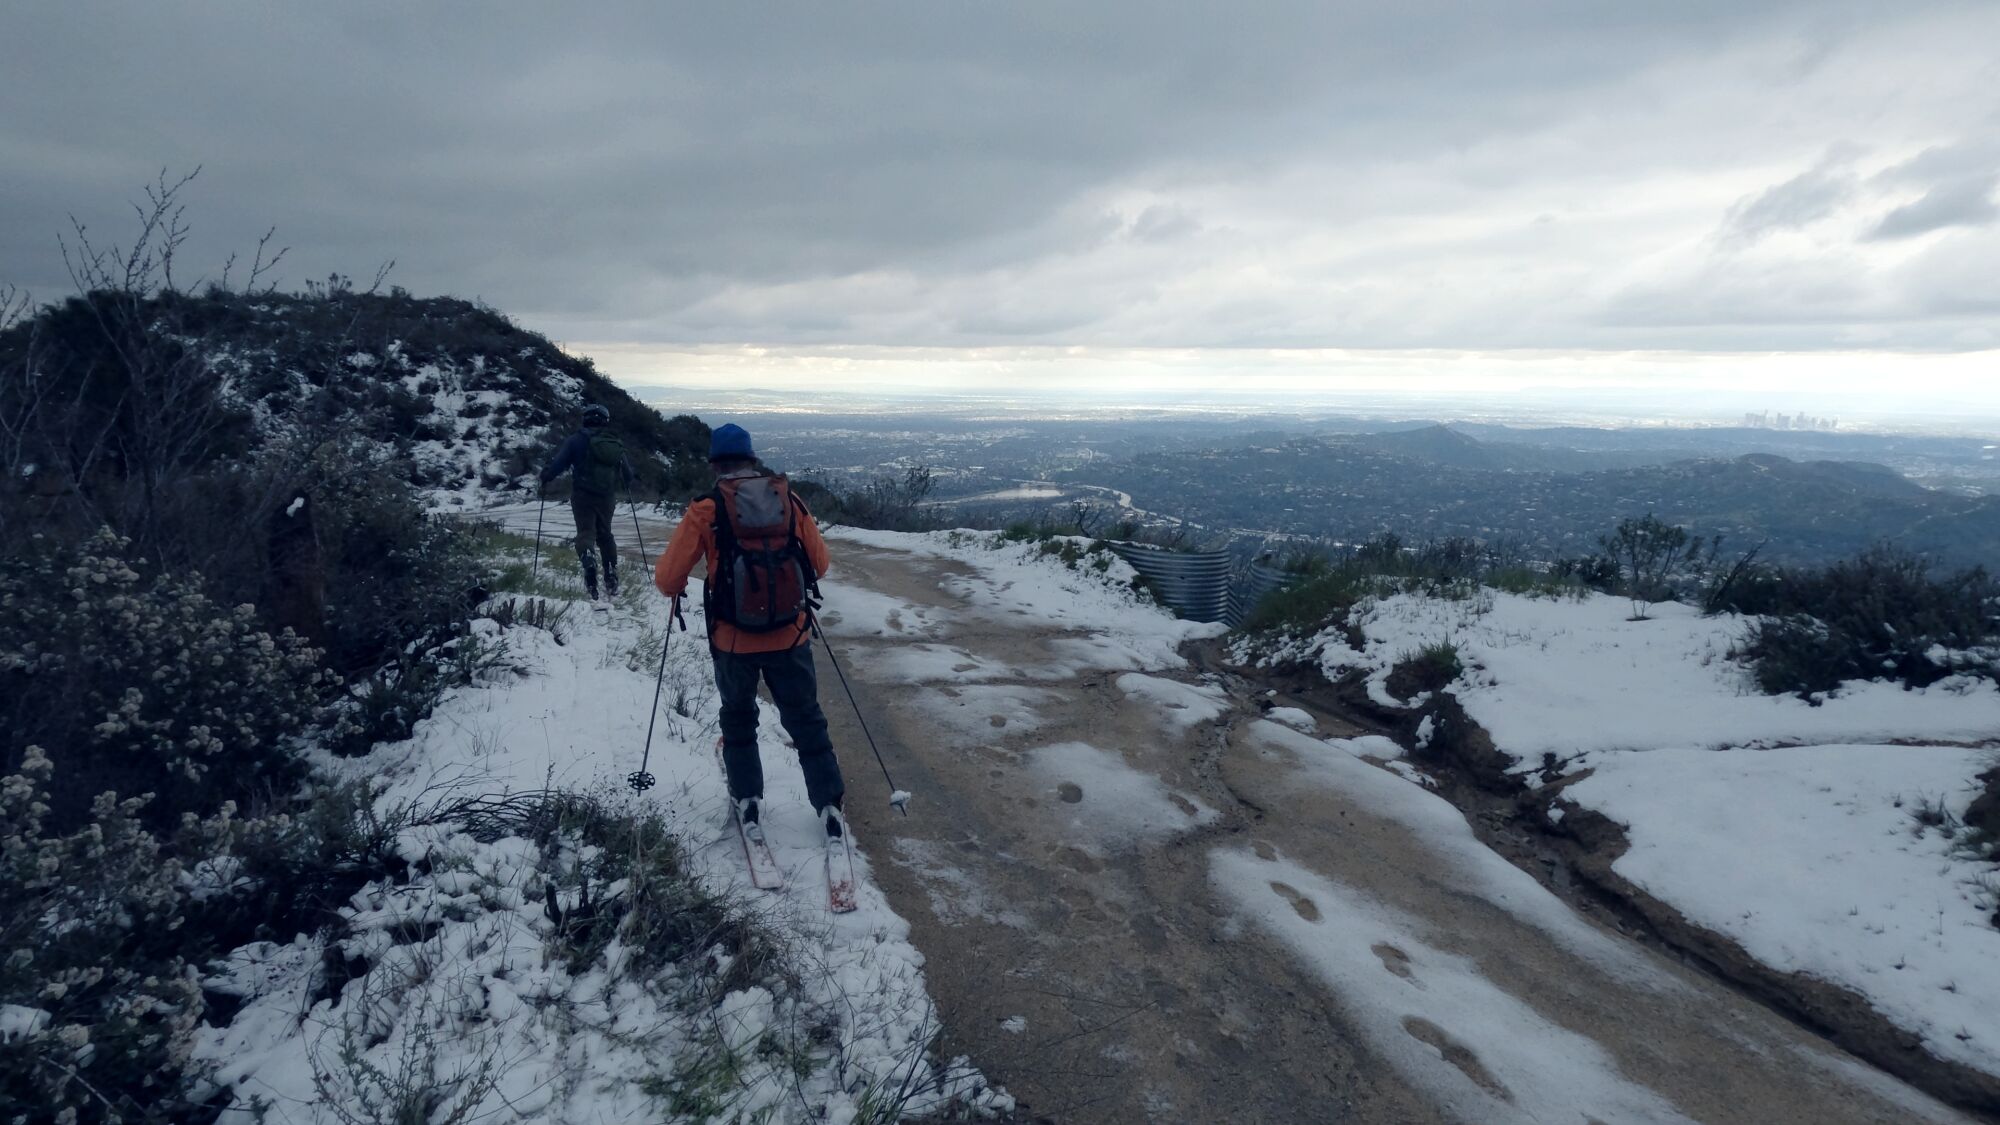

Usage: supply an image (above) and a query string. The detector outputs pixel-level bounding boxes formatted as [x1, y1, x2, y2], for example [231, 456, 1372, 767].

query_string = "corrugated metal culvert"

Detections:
[1106, 544, 1302, 627]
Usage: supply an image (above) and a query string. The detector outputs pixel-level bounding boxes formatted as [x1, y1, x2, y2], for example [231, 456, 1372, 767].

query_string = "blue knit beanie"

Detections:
[709, 423, 755, 461]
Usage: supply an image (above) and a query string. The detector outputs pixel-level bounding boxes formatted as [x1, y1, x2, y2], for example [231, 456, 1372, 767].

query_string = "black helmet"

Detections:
[581, 403, 610, 425]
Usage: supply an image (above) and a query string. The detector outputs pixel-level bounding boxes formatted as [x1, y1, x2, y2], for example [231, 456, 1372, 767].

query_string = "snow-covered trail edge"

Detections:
[194, 518, 1011, 1125]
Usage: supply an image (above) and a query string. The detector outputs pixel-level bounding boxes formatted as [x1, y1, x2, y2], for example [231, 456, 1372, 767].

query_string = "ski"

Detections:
[825, 819, 858, 913]
[735, 804, 785, 892]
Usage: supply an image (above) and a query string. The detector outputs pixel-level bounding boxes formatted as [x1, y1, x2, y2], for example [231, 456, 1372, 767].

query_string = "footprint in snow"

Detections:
[1372, 942, 1416, 981]
[1268, 882, 1321, 922]
[1400, 1017, 1513, 1103]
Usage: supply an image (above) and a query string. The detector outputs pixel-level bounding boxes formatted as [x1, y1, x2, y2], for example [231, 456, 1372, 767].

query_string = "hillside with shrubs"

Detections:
[0, 188, 731, 1122]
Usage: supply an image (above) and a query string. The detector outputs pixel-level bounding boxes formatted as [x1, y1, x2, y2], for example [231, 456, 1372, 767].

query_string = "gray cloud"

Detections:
[3, 1, 1997, 355]
[1722, 160, 1858, 242]
[1867, 177, 2000, 240]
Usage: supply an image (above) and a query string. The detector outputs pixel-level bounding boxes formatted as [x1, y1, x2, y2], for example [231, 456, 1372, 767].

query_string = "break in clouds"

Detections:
[4, 1, 1998, 354]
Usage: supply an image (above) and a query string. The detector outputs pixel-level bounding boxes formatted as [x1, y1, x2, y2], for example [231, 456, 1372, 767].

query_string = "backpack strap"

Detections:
[702, 487, 731, 633]
[786, 490, 823, 596]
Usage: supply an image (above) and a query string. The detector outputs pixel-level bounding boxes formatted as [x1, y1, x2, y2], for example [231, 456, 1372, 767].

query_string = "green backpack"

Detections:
[579, 430, 625, 495]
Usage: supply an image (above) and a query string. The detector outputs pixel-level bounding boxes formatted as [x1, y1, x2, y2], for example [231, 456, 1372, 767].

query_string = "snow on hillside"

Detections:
[1259, 587, 2000, 1079]
[193, 577, 1011, 1123]
[1566, 743, 2000, 1077]
[173, 292, 706, 511]
[1297, 591, 1998, 760]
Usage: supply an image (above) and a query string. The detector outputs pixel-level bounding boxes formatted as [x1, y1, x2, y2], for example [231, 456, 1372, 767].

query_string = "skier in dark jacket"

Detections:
[539, 403, 634, 600]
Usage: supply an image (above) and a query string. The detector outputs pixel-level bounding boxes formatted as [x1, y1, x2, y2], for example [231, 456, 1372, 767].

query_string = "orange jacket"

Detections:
[653, 487, 832, 653]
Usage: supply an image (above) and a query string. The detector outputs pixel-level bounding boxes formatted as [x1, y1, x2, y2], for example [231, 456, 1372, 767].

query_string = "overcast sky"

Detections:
[6, 2, 1998, 414]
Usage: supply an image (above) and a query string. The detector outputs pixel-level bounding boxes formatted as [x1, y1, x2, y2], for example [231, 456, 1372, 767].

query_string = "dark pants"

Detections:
[713, 642, 845, 813]
[570, 489, 617, 585]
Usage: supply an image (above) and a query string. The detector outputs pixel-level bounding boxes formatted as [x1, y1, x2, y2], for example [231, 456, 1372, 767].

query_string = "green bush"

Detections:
[1387, 641, 1463, 699]
[312, 461, 483, 676]
[1247, 533, 1582, 634]
[1714, 545, 1999, 697]
[1247, 569, 1374, 634]
[1599, 514, 1714, 619]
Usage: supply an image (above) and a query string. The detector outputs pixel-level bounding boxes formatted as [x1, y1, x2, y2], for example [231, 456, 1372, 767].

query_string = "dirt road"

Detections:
[817, 537, 1973, 1125]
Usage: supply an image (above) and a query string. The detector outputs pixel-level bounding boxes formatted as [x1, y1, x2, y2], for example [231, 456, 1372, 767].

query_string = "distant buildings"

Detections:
[1742, 411, 1838, 432]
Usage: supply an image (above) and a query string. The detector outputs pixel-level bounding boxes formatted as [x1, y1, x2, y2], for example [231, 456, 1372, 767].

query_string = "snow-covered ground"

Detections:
[193, 572, 1011, 1123]
[1212, 847, 1698, 1125]
[1566, 743, 2000, 1077]
[826, 526, 1226, 671]
[1261, 587, 2000, 1080]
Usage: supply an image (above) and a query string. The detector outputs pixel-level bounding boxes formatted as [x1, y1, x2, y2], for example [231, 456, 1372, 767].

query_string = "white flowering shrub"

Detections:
[0, 529, 327, 830]
[0, 747, 236, 1123]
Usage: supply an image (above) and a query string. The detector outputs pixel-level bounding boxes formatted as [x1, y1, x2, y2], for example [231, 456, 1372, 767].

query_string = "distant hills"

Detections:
[1066, 426, 2000, 567]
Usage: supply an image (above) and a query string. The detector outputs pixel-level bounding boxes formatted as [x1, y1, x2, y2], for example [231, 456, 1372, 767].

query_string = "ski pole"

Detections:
[530, 486, 546, 589]
[809, 608, 910, 816]
[629, 500, 650, 563]
[630, 596, 686, 794]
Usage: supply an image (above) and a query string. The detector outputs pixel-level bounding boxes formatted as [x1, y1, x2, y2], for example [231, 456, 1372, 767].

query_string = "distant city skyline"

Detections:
[584, 341, 2000, 434]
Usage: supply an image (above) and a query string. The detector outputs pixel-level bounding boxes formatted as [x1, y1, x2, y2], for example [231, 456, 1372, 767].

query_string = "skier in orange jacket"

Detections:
[654, 423, 845, 841]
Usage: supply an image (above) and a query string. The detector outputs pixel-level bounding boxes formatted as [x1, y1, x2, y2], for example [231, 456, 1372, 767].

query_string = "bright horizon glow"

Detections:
[575, 341, 2000, 432]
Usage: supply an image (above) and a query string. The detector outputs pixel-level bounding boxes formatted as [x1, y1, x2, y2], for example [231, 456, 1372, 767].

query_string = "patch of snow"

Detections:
[1265, 706, 1317, 732]
[1329, 734, 1406, 761]
[817, 582, 944, 639]
[1566, 743, 2000, 1078]
[1114, 673, 1228, 729]
[910, 683, 1059, 744]
[1253, 721, 1674, 985]
[869, 643, 1028, 685]
[1212, 850, 1696, 1124]
[1322, 591, 2000, 763]
[999, 1015, 1028, 1034]
[889, 838, 1032, 929]
[823, 527, 1225, 653]
[1026, 741, 1216, 850]
[1, 1005, 50, 1043]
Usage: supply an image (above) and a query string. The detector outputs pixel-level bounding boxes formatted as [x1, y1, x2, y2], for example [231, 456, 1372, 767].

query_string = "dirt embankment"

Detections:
[1224, 642, 2000, 1121]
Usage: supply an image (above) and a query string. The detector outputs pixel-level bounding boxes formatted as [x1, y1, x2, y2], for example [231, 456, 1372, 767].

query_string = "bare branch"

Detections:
[248, 226, 289, 293]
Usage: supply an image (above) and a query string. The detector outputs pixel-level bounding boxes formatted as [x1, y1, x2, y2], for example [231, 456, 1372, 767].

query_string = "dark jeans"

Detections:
[713, 643, 845, 813]
[570, 489, 617, 576]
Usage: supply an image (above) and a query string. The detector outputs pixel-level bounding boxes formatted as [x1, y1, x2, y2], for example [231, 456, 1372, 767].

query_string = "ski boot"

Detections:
[736, 797, 765, 845]
[603, 557, 620, 598]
